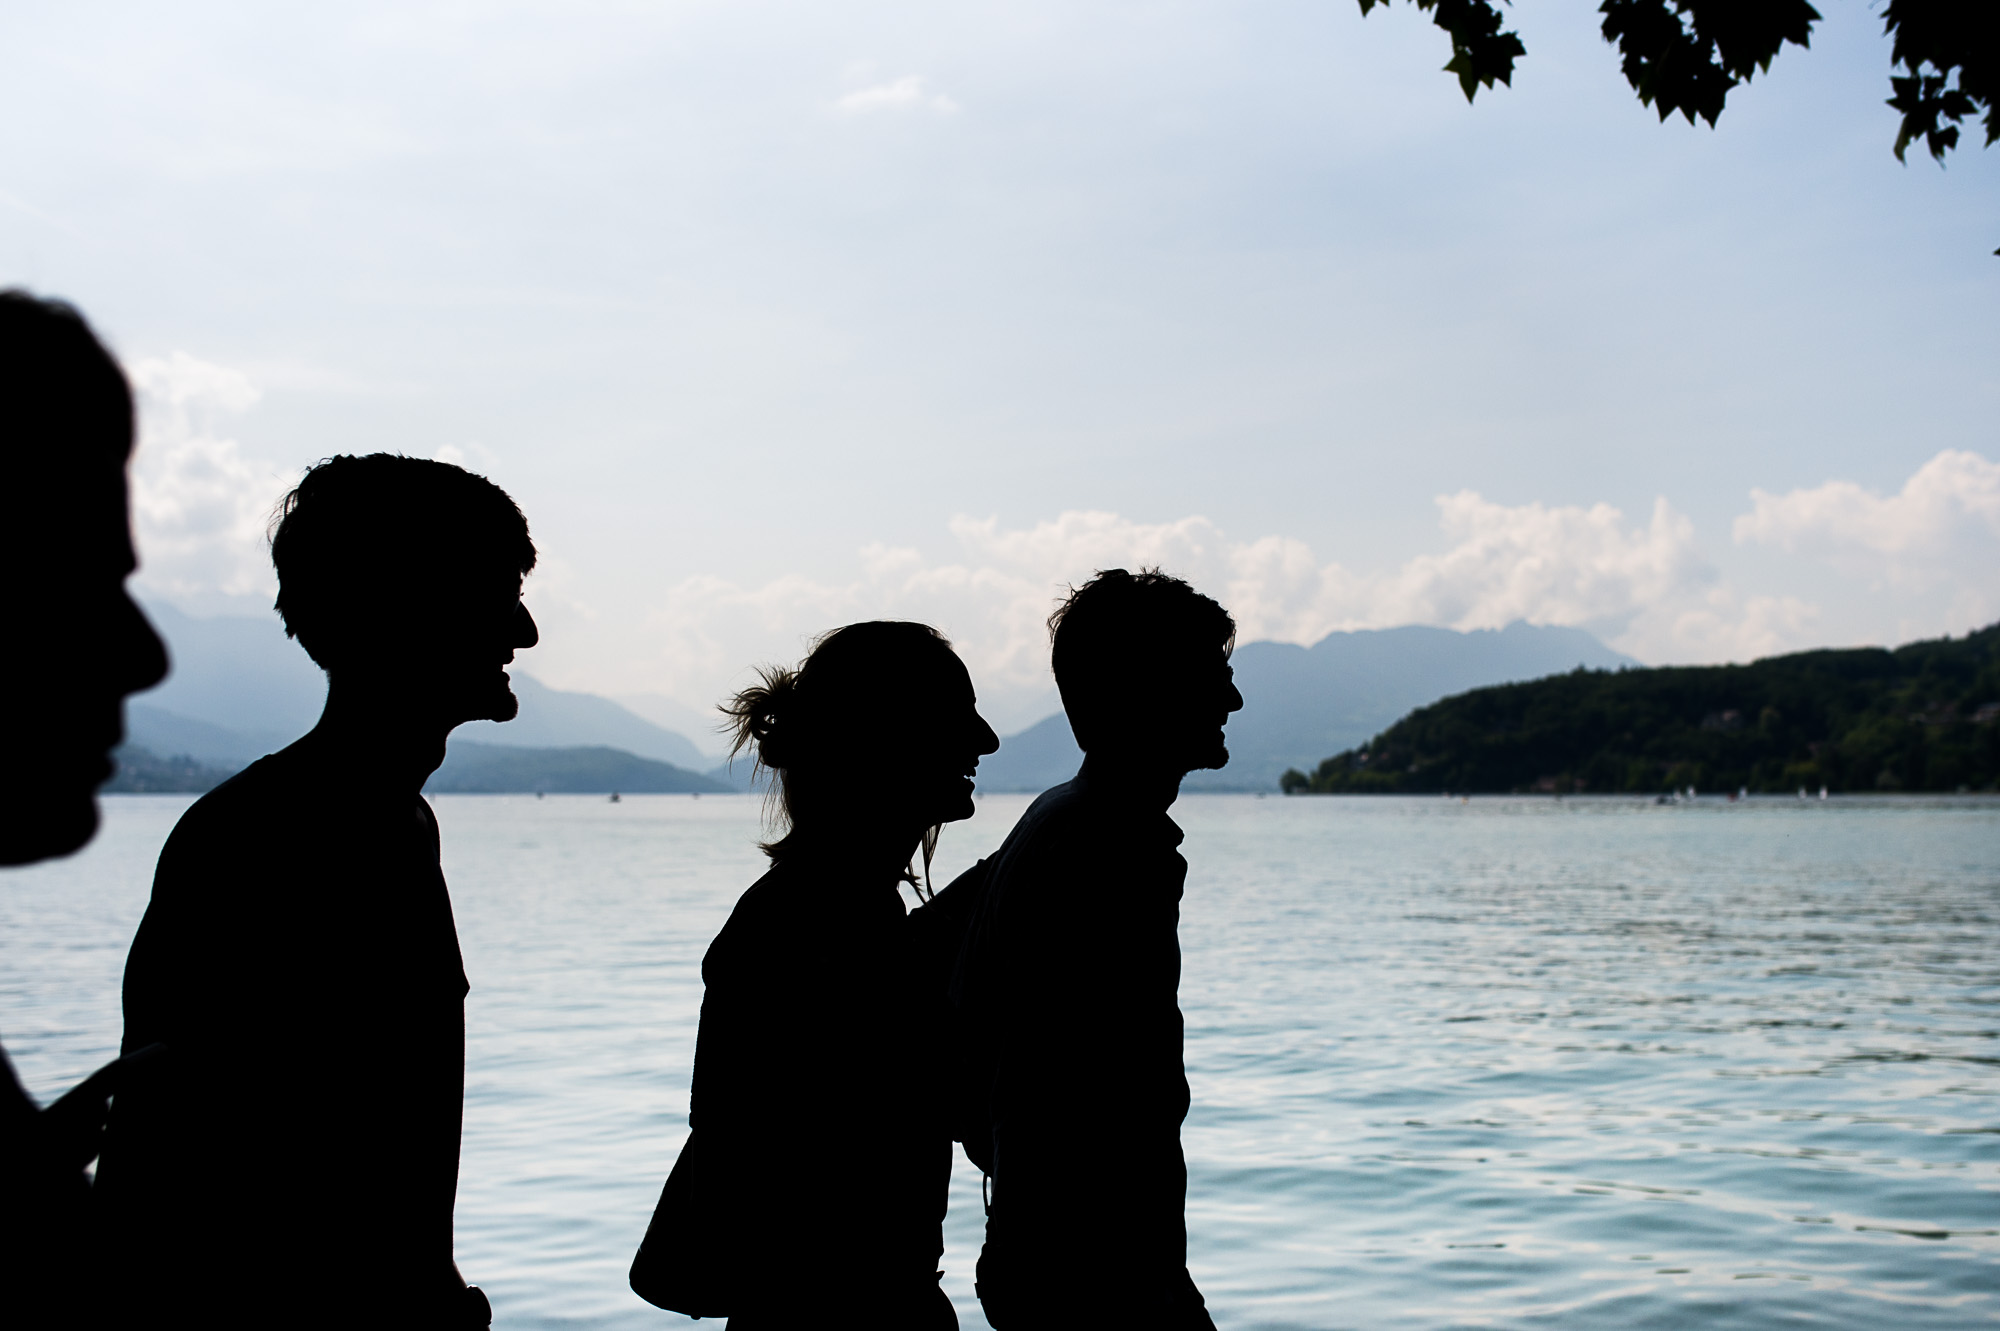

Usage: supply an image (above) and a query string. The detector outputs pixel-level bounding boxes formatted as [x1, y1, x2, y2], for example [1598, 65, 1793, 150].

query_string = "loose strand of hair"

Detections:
[908, 823, 941, 902]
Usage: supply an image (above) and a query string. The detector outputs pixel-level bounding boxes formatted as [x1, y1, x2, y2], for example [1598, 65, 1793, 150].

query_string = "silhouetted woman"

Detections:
[634, 621, 998, 1329]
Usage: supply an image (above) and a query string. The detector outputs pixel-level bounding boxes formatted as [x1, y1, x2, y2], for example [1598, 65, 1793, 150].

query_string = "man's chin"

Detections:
[479, 670, 521, 722]
[0, 787, 100, 867]
[1189, 742, 1230, 773]
[451, 680, 520, 726]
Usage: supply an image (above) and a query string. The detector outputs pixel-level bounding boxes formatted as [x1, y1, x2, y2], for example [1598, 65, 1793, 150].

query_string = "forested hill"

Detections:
[1282, 625, 2000, 796]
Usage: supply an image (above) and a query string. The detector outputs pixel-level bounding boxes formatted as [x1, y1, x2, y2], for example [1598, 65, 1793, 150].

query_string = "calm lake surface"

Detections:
[4, 792, 1997, 1328]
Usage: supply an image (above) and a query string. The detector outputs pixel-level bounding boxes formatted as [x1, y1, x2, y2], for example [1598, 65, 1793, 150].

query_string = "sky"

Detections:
[5, 0, 1995, 735]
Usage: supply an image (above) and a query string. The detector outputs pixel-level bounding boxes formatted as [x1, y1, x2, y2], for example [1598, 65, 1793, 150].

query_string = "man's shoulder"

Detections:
[165, 753, 295, 845]
[1005, 777, 1093, 843]
[983, 774, 1187, 918]
[981, 781, 1106, 912]
[155, 746, 348, 887]
[994, 776, 1133, 866]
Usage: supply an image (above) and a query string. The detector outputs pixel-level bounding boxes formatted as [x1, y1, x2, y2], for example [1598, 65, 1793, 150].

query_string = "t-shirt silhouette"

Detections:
[688, 853, 951, 1323]
[94, 744, 471, 1326]
[953, 760, 1215, 1330]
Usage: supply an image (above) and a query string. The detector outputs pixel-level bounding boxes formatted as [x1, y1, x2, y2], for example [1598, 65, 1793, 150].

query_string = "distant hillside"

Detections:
[975, 622, 1636, 793]
[425, 742, 733, 794]
[613, 691, 732, 758]
[975, 713, 1083, 793]
[1285, 625, 2000, 796]
[103, 745, 237, 794]
[137, 600, 326, 737]
[455, 673, 709, 769]
[126, 703, 288, 768]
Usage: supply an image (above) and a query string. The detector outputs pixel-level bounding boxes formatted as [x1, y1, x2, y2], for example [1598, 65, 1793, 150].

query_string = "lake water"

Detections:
[4, 792, 1997, 1329]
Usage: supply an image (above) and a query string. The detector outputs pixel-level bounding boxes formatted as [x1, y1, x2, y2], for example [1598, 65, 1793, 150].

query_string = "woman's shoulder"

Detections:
[705, 862, 816, 964]
[730, 859, 820, 921]
[704, 858, 895, 975]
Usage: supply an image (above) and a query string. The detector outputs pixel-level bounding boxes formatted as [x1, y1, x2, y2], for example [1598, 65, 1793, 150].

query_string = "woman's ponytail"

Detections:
[723, 665, 800, 772]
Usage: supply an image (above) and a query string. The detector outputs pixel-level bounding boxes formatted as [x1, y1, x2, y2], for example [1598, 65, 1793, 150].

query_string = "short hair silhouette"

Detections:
[270, 453, 537, 668]
[724, 620, 958, 863]
[1049, 567, 1235, 735]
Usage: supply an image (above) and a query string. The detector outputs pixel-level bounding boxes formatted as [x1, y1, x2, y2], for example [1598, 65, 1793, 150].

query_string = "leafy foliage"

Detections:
[1884, 0, 1999, 166]
[1598, 0, 1818, 127]
[1282, 622, 2000, 796]
[1358, 0, 1995, 189]
[1356, 0, 1526, 101]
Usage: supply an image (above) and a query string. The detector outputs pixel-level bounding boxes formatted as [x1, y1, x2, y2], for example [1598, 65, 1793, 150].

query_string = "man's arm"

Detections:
[34, 1043, 168, 1177]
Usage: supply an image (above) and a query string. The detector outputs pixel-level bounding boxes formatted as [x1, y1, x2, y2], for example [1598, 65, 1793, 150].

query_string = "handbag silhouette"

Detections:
[630, 1129, 741, 1319]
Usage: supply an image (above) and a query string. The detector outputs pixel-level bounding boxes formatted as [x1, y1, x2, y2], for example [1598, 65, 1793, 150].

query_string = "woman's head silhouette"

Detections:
[725, 620, 998, 890]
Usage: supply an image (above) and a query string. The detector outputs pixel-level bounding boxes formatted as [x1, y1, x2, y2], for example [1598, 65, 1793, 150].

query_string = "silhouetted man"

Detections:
[0, 290, 171, 1328]
[94, 454, 538, 1328]
[954, 568, 1241, 1330]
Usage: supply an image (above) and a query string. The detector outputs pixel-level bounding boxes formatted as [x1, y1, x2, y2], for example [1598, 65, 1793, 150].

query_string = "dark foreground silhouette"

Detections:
[942, 568, 1241, 1330]
[634, 621, 998, 1329]
[94, 454, 537, 1328]
[0, 290, 169, 1329]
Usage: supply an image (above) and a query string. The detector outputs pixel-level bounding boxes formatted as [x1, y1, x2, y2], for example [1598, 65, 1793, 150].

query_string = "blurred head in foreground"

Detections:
[1051, 566, 1242, 776]
[0, 290, 168, 866]
[271, 453, 540, 733]
[726, 620, 1000, 876]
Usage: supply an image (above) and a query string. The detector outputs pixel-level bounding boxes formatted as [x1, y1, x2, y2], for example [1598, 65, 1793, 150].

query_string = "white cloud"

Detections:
[600, 492, 1798, 726]
[834, 75, 959, 115]
[1735, 449, 2000, 565]
[127, 352, 293, 610]
[1244, 492, 1712, 643]
[1733, 449, 2000, 636]
[1617, 587, 1820, 665]
[132, 349, 260, 414]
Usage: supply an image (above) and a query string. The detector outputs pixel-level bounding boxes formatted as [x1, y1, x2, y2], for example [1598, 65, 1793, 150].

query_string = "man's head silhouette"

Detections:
[271, 454, 538, 734]
[0, 291, 169, 866]
[1050, 567, 1241, 777]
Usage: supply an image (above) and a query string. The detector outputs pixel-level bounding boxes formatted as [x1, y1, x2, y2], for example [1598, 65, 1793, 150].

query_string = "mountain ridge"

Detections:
[1284, 624, 2000, 795]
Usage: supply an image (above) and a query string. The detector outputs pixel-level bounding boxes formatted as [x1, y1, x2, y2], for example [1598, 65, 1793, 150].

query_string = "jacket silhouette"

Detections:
[952, 758, 1213, 1329]
[947, 566, 1239, 1330]
[687, 851, 953, 1319]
